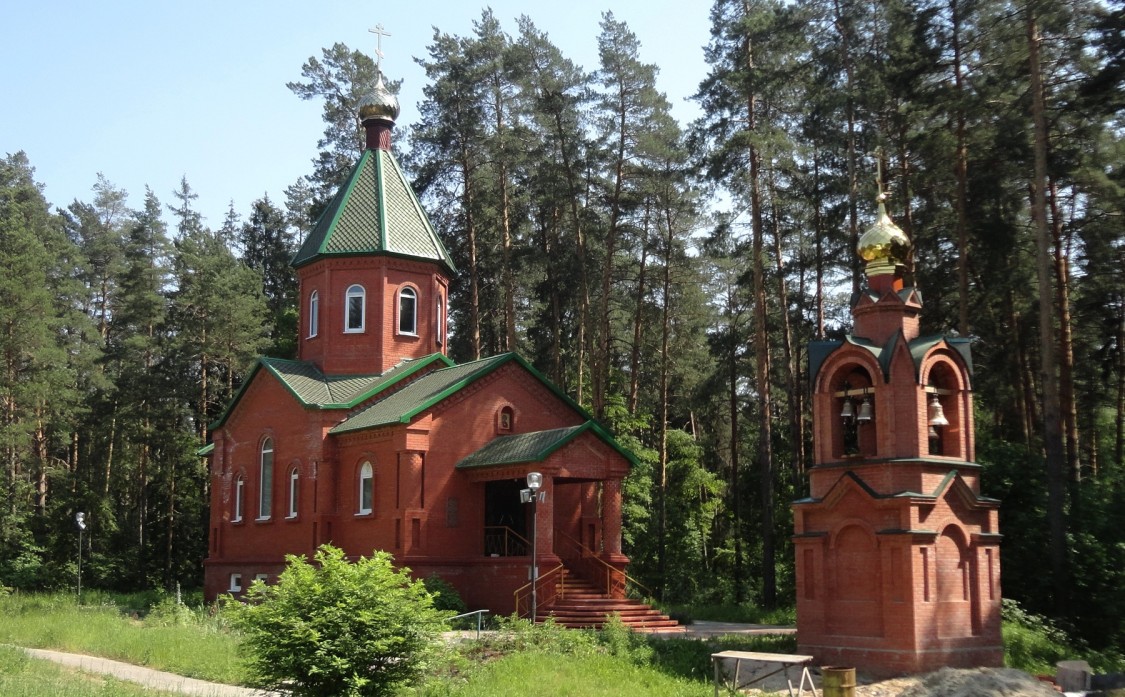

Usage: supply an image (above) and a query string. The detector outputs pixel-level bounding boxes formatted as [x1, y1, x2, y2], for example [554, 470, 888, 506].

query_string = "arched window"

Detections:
[308, 290, 319, 338]
[233, 474, 245, 522]
[258, 438, 273, 519]
[345, 284, 365, 332]
[435, 295, 445, 346]
[287, 466, 299, 518]
[398, 287, 417, 335]
[358, 461, 374, 514]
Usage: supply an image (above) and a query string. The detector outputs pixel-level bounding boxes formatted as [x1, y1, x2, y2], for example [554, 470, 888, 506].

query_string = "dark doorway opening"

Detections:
[484, 479, 529, 556]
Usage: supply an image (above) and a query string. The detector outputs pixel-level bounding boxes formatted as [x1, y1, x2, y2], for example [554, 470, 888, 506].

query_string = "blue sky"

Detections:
[1, 1, 711, 227]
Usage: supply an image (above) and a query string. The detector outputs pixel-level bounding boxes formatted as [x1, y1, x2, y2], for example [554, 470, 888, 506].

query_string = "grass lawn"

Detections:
[0, 646, 181, 697]
[11, 590, 1114, 696]
[418, 651, 714, 697]
[0, 591, 249, 685]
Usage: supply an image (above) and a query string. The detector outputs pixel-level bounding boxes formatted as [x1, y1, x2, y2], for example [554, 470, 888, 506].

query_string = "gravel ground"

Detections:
[735, 666, 1062, 696]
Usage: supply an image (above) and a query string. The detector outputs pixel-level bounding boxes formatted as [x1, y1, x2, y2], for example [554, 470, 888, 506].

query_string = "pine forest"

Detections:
[3, 0, 1125, 656]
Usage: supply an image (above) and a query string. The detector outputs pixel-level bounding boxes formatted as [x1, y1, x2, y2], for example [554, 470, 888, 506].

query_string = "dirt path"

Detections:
[21, 648, 281, 697]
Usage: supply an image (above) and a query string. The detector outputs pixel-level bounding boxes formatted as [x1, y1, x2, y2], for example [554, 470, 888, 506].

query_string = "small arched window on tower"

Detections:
[398, 287, 418, 335]
[358, 461, 374, 515]
[435, 295, 445, 346]
[258, 438, 274, 520]
[308, 290, 319, 338]
[345, 284, 365, 332]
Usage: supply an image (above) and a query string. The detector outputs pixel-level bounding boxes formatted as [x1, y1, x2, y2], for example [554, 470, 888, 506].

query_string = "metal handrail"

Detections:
[554, 528, 653, 599]
[512, 563, 564, 619]
[445, 609, 490, 639]
[484, 525, 531, 557]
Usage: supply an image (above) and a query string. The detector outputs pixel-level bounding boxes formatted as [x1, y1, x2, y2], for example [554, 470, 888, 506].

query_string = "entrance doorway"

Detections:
[484, 479, 529, 556]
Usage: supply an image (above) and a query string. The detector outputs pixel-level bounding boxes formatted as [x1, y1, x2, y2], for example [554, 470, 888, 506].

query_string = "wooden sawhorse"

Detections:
[711, 650, 818, 697]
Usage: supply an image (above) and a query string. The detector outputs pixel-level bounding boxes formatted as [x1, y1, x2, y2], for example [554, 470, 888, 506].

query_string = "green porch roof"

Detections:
[291, 148, 456, 273]
[456, 425, 588, 469]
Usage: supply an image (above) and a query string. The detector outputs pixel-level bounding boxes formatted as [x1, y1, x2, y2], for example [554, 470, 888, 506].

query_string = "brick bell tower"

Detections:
[793, 191, 1003, 676]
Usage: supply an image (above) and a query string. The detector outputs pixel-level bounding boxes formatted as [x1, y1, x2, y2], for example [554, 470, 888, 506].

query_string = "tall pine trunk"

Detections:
[1048, 177, 1080, 484]
[1028, 7, 1069, 607]
[628, 204, 651, 414]
[951, 0, 972, 335]
[745, 31, 776, 608]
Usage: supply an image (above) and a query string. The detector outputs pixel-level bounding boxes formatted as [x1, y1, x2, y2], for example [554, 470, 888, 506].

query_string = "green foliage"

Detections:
[659, 602, 795, 626]
[228, 545, 449, 697]
[1002, 599, 1125, 675]
[423, 573, 468, 615]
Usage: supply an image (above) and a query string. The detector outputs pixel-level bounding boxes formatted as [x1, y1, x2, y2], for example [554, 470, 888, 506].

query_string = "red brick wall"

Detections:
[297, 256, 449, 374]
[206, 357, 629, 616]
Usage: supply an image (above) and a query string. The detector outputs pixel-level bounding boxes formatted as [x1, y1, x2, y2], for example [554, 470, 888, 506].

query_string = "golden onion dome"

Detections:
[857, 194, 910, 276]
[358, 72, 400, 123]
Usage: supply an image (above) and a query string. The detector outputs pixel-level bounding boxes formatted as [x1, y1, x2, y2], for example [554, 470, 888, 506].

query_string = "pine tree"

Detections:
[240, 194, 297, 357]
[288, 43, 383, 215]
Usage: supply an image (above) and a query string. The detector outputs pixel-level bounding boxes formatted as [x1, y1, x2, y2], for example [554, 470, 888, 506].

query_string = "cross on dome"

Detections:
[369, 23, 391, 71]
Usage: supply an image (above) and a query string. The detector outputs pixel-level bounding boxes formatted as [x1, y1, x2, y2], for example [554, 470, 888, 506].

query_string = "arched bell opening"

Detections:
[828, 365, 878, 459]
[924, 360, 965, 459]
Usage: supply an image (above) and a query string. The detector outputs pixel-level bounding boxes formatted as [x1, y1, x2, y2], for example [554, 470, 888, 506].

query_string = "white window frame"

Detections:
[287, 467, 299, 519]
[233, 475, 245, 522]
[254, 573, 269, 583]
[258, 438, 273, 520]
[358, 461, 374, 515]
[229, 573, 242, 592]
[308, 290, 319, 338]
[435, 295, 444, 346]
[398, 286, 418, 336]
[345, 284, 365, 332]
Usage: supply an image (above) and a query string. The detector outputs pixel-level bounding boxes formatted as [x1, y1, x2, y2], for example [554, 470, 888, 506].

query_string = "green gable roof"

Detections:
[330, 352, 638, 466]
[456, 425, 588, 469]
[291, 148, 456, 273]
[330, 354, 511, 433]
[208, 353, 452, 429]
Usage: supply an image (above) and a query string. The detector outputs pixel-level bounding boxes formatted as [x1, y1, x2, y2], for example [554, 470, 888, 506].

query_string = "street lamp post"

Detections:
[75, 512, 86, 601]
[522, 472, 543, 622]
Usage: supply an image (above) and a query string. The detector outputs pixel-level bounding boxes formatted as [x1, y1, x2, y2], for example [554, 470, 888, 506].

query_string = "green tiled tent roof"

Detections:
[456, 425, 589, 469]
[291, 148, 456, 273]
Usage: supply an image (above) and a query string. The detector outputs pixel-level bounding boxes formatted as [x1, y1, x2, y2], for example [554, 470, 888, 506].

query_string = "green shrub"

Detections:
[228, 545, 450, 697]
[469, 615, 600, 658]
[423, 574, 468, 615]
[598, 615, 654, 664]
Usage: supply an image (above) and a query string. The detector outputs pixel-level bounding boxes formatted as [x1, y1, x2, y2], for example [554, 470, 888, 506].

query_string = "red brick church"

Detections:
[794, 192, 1004, 675]
[201, 70, 641, 620]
